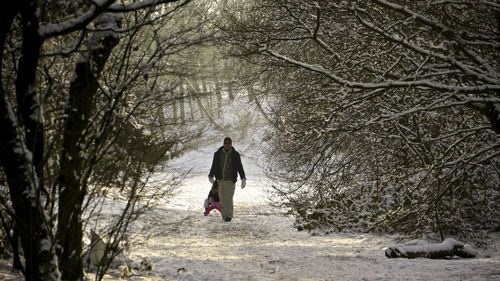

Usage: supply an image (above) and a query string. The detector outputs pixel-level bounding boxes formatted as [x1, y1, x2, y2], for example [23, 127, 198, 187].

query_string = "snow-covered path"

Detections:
[1, 144, 499, 281]
[125, 175, 500, 281]
[123, 146, 500, 281]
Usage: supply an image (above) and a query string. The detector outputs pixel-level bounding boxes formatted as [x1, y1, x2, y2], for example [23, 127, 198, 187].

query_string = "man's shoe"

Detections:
[224, 217, 232, 222]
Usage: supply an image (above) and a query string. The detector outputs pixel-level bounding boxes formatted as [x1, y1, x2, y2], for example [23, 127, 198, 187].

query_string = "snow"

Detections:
[386, 238, 478, 259]
[98, 143, 499, 281]
[40, 239, 52, 252]
[1, 105, 499, 281]
[0, 136, 500, 281]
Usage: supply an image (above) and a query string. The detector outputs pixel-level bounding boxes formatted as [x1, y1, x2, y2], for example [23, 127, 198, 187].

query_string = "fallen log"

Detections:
[385, 238, 477, 259]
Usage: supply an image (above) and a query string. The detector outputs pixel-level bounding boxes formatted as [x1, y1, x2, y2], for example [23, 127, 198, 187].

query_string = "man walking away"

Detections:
[208, 137, 246, 222]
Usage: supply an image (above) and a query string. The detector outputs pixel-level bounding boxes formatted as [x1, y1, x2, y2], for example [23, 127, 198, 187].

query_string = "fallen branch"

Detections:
[385, 238, 477, 259]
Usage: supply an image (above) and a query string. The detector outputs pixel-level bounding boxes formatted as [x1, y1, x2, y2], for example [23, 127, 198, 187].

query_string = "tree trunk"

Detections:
[227, 81, 235, 100]
[490, 11, 500, 134]
[194, 80, 205, 119]
[202, 79, 210, 110]
[180, 86, 186, 124]
[185, 78, 224, 130]
[0, 207, 23, 272]
[0, 4, 24, 274]
[186, 84, 195, 121]
[0, 90, 60, 281]
[171, 86, 179, 122]
[215, 83, 222, 118]
[16, 4, 46, 202]
[0, 1, 60, 280]
[57, 14, 121, 280]
[247, 85, 255, 102]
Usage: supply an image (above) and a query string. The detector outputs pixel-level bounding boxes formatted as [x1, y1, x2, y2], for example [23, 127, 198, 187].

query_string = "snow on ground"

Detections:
[117, 143, 500, 281]
[1, 140, 500, 281]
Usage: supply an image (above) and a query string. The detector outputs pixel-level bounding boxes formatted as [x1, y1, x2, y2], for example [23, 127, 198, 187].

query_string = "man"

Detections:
[208, 137, 246, 222]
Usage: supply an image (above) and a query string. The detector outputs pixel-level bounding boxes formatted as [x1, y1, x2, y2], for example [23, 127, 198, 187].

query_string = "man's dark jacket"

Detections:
[209, 147, 246, 183]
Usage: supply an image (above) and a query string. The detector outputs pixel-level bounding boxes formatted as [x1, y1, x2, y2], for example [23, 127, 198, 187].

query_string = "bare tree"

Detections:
[0, 0, 213, 279]
[219, 0, 500, 242]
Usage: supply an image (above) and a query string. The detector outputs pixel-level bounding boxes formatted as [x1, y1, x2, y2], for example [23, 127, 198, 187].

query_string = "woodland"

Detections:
[0, 1, 498, 280]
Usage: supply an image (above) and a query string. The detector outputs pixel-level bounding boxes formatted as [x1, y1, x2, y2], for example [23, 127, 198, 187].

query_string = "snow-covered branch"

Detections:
[386, 238, 477, 259]
[107, 0, 191, 12]
[353, 8, 499, 86]
[262, 48, 500, 93]
[39, 0, 116, 38]
[39, 0, 191, 38]
[224, 0, 500, 240]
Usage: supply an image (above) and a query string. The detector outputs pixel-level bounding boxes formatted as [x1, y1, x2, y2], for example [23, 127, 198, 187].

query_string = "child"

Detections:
[204, 180, 221, 216]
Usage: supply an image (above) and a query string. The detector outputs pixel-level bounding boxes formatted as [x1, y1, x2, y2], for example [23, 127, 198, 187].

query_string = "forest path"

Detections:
[1, 145, 499, 281]
[128, 177, 395, 281]
[124, 164, 500, 281]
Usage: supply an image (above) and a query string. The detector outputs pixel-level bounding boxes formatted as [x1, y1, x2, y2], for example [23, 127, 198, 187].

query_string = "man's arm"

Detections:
[208, 152, 217, 182]
[210, 152, 217, 176]
[236, 153, 246, 180]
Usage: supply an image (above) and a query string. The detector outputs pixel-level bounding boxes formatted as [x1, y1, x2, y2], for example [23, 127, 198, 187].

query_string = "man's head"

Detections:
[223, 137, 232, 150]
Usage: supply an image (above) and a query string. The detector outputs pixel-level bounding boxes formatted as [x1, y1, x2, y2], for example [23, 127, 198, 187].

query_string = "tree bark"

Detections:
[194, 80, 205, 119]
[0, 1, 60, 280]
[57, 14, 121, 280]
[0, 90, 60, 281]
[0, 206, 23, 272]
[180, 85, 186, 124]
[16, 0, 45, 197]
[0, 2, 24, 273]
[215, 83, 222, 118]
